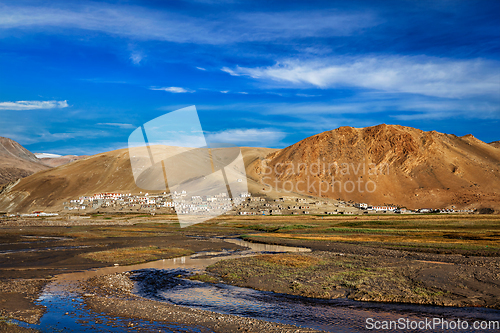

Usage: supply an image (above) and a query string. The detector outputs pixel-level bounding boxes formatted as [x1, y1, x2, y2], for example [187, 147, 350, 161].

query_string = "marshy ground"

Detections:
[0, 213, 499, 330]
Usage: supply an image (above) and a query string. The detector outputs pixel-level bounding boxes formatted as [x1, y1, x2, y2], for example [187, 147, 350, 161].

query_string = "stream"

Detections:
[14, 238, 500, 332]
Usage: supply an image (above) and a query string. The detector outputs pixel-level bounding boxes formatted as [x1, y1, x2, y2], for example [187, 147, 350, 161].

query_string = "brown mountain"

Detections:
[249, 124, 500, 211]
[0, 137, 49, 186]
[0, 147, 278, 213]
[490, 141, 500, 149]
[1, 125, 499, 213]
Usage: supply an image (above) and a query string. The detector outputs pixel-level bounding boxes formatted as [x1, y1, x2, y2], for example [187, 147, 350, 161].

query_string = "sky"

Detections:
[0, 0, 499, 155]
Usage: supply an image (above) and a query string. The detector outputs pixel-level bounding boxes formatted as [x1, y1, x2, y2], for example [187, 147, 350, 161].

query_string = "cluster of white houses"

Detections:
[353, 203, 473, 214]
[238, 199, 474, 215]
[65, 191, 250, 215]
[62, 191, 475, 215]
[354, 203, 397, 211]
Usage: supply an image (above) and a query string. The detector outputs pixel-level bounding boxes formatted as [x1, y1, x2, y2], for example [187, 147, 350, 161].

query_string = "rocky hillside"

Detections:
[249, 124, 500, 211]
[0, 137, 49, 185]
[490, 141, 500, 149]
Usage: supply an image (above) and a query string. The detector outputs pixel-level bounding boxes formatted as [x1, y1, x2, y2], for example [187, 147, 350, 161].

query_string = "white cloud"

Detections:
[0, 4, 378, 45]
[221, 67, 241, 76]
[259, 99, 500, 120]
[238, 11, 378, 39]
[130, 51, 144, 65]
[97, 123, 135, 129]
[224, 56, 500, 99]
[206, 128, 285, 147]
[196, 66, 206, 71]
[296, 93, 321, 97]
[150, 87, 194, 93]
[0, 100, 69, 110]
[191, 98, 500, 134]
[390, 100, 500, 120]
[220, 90, 229, 94]
[238, 92, 248, 94]
[2, 129, 110, 145]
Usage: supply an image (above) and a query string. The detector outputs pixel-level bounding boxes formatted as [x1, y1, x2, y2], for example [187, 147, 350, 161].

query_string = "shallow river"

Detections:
[15, 238, 500, 332]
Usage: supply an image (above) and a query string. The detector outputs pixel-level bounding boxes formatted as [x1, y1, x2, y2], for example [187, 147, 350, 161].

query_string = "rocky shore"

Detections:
[82, 272, 322, 333]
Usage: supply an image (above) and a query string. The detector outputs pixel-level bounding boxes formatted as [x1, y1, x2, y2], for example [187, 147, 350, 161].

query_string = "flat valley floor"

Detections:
[0, 213, 499, 332]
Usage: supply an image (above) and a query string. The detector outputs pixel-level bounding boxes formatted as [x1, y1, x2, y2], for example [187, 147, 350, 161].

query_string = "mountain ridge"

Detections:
[489, 141, 500, 149]
[0, 124, 499, 212]
[249, 124, 500, 210]
[0, 137, 49, 185]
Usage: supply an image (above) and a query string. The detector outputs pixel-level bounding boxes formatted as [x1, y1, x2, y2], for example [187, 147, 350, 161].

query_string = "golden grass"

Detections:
[81, 246, 193, 265]
[188, 273, 219, 283]
[250, 229, 500, 249]
[254, 253, 320, 268]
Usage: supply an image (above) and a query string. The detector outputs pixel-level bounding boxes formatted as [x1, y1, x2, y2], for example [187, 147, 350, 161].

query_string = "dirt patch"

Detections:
[0, 321, 39, 333]
[0, 279, 48, 324]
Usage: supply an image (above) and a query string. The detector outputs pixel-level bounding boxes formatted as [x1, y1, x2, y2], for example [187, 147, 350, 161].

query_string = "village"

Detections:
[55, 191, 476, 216]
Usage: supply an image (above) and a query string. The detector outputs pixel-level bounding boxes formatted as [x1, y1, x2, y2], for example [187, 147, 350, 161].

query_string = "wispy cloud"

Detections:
[3, 129, 110, 145]
[97, 123, 135, 129]
[206, 128, 286, 147]
[150, 87, 194, 93]
[296, 93, 321, 97]
[273, 99, 499, 119]
[224, 56, 500, 99]
[238, 11, 378, 39]
[196, 66, 206, 71]
[0, 100, 69, 111]
[78, 78, 132, 84]
[0, 4, 378, 45]
[221, 67, 241, 76]
[130, 51, 144, 65]
[193, 97, 500, 134]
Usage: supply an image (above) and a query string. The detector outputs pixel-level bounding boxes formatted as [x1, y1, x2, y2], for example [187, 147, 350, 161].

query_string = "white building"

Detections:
[355, 203, 368, 209]
[369, 206, 397, 211]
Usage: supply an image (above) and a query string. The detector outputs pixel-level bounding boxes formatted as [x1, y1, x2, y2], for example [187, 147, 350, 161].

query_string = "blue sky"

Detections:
[0, 0, 499, 155]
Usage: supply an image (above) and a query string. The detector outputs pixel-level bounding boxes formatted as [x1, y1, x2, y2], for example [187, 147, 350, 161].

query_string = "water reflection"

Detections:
[17, 238, 500, 333]
[133, 268, 500, 333]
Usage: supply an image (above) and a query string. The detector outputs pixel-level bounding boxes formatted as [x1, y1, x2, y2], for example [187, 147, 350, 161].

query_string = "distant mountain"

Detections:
[0, 146, 278, 212]
[38, 155, 89, 167]
[0, 137, 49, 185]
[489, 141, 500, 149]
[249, 124, 500, 211]
[1, 125, 499, 213]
